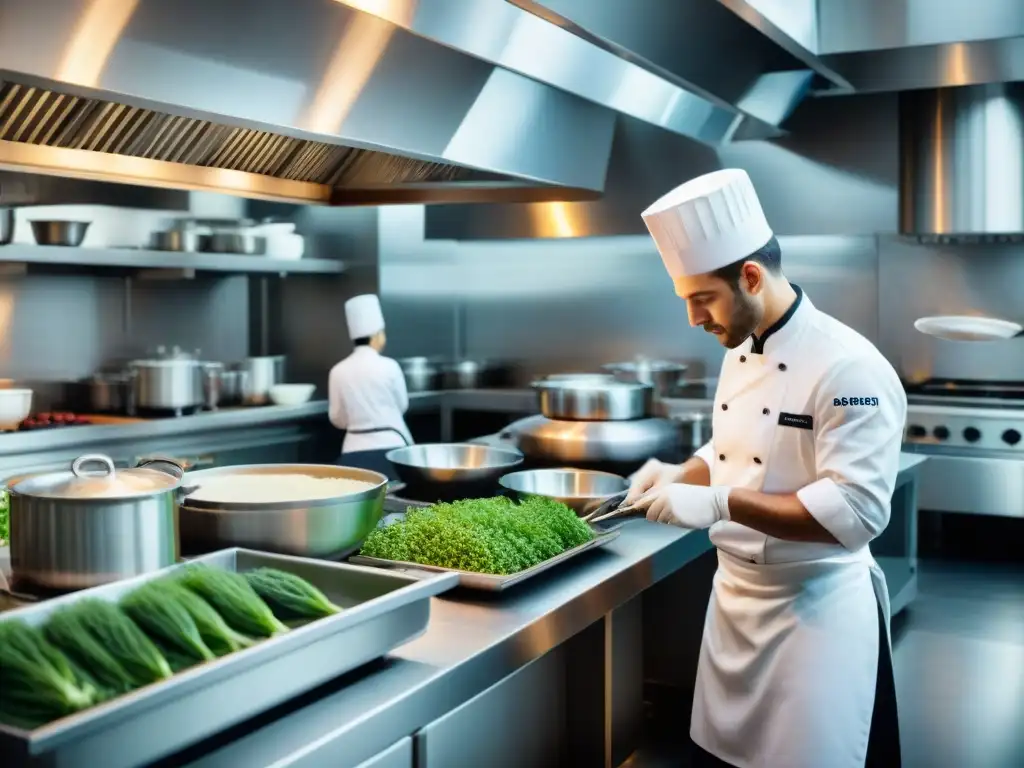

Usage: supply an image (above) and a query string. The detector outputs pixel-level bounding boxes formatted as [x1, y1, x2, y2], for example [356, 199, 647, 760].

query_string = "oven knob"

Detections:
[1002, 429, 1021, 446]
[933, 426, 950, 440]
[963, 427, 982, 443]
[907, 425, 927, 438]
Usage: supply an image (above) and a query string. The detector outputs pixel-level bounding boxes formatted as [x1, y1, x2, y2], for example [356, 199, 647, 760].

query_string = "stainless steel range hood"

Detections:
[899, 84, 1024, 242]
[0, 0, 616, 206]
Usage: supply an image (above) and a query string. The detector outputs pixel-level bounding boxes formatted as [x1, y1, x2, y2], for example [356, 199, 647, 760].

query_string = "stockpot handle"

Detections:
[71, 454, 116, 478]
[135, 456, 186, 480]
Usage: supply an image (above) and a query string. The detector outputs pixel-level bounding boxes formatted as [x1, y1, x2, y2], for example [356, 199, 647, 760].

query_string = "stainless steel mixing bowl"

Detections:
[386, 443, 524, 486]
[499, 468, 628, 516]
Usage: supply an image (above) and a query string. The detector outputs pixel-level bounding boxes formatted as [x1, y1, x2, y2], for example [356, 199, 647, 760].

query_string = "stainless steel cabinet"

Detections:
[414, 647, 566, 768]
[355, 737, 413, 768]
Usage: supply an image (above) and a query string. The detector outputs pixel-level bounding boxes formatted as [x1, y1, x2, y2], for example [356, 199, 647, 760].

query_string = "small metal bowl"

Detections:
[499, 468, 628, 516]
[30, 220, 91, 247]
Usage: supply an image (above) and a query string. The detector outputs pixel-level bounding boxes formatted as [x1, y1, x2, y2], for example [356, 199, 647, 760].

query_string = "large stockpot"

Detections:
[533, 378, 653, 421]
[178, 463, 387, 558]
[506, 414, 681, 466]
[239, 355, 286, 405]
[6, 454, 185, 590]
[398, 357, 442, 393]
[131, 347, 203, 412]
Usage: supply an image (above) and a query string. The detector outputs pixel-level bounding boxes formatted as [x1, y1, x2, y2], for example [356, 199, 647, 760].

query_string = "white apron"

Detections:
[689, 289, 905, 768]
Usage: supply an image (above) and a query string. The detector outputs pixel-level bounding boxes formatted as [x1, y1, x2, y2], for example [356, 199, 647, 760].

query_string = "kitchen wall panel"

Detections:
[380, 204, 878, 379]
[0, 274, 249, 382]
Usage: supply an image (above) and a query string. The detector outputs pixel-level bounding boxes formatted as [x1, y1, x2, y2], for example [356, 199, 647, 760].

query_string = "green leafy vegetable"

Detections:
[122, 583, 216, 663]
[178, 565, 289, 638]
[244, 568, 342, 619]
[49, 600, 172, 687]
[359, 496, 594, 575]
[45, 605, 138, 693]
[144, 579, 255, 656]
[0, 620, 97, 726]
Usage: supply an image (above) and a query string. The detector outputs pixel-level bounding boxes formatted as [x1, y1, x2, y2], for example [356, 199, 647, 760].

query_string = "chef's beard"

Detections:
[705, 289, 763, 349]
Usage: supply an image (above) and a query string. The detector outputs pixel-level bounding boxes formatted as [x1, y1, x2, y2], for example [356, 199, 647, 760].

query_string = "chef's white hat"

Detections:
[345, 294, 385, 339]
[642, 168, 773, 294]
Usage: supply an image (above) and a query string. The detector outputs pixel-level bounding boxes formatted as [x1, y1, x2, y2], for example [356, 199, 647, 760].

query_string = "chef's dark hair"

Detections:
[353, 337, 372, 346]
[711, 235, 782, 287]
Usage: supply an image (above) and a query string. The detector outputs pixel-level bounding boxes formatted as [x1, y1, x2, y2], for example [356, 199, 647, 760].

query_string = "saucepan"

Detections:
[386, 443, 524, 487]
[499, 468, 628, 516]
[914, 315, 1023, 341]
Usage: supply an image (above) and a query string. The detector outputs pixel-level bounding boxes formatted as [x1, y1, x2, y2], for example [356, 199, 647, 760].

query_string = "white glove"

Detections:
[630, 483, 731, 529]
[625, 459, 682, 504]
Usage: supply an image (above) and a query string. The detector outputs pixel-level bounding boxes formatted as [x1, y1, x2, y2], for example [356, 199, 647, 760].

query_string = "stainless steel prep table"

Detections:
[180, 521, 714, 768]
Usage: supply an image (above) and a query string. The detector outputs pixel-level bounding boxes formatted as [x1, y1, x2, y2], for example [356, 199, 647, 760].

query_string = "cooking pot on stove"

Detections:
[130, 346, 204, 413]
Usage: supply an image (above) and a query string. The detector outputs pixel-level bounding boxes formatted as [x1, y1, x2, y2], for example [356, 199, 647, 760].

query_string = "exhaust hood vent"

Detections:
[0, 80, 473, 193]
[900, 84, 1024, 238]
[0, 0, 616, 205]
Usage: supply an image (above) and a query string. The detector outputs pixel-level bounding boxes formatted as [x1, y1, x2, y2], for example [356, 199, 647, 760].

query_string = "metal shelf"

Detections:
[0, 244, 346, 275]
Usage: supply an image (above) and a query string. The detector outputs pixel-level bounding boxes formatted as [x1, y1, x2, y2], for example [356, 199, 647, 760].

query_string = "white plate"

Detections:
[914, 315, 1023, 341]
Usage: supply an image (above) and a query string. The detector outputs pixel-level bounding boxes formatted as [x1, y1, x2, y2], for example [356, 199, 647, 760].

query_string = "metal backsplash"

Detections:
[878, 236, 1024, 382]
[380, 202, 878, 380]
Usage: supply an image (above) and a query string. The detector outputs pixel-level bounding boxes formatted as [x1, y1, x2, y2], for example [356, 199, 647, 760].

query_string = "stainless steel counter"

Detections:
[0, 401, 332, 458]
[182, 521, 712, 768]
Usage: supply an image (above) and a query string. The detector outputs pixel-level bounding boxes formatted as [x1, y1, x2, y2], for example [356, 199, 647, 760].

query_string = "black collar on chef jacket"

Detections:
[748, 284, 804, 355]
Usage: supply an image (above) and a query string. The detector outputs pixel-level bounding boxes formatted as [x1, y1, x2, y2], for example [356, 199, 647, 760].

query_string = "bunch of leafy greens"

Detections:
[360, 496, 594, 574]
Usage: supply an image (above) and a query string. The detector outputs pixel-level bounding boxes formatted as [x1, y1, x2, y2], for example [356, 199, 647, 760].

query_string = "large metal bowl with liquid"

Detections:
[499, 468, 628, 516]
[386, 443, 524, 486]
[178, 463, 388, 558]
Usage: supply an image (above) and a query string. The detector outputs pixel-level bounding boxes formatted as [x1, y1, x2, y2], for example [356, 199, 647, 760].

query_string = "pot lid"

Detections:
[604, 359, 688, 372]
[10, 454, 182, 500]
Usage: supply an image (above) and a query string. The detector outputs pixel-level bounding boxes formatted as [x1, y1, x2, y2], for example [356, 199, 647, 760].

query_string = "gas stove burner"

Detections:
[905, 378, 1024, 401]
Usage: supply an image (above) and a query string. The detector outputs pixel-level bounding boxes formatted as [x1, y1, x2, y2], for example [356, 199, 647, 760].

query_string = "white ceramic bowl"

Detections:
[0, 388, 33, 429]
[269, 383, 316, 406]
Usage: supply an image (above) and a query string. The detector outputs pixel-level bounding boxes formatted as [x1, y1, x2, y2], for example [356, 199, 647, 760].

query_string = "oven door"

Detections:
[914, 451, 1024, 518]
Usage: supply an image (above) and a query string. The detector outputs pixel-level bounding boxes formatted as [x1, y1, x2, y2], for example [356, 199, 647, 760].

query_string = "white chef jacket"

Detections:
[328, 346, 412, 453]
[693, 286, 907, 564]
[687, 286, 907, 768]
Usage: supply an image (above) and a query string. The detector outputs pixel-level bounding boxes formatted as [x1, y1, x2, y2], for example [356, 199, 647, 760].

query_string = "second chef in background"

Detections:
[328, 294, 412, 454]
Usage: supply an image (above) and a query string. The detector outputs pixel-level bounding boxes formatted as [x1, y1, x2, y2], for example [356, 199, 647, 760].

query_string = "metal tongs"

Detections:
[583, 491, 644, 525]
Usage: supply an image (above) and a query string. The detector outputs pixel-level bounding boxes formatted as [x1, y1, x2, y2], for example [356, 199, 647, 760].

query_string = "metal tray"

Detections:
[349, 527, 621, 591]
[0, 548, 458, 768]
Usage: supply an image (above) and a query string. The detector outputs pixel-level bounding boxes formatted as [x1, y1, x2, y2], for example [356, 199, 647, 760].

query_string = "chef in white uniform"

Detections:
[328, 294, 413, 454]
[627, 169, 906, 768]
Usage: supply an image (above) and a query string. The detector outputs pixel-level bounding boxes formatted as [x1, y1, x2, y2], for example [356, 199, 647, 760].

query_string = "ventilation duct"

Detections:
[900, 84, 1024, 242]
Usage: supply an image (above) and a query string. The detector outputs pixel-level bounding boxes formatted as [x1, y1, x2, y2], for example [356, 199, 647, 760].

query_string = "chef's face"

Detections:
[676, 263, 765, 349]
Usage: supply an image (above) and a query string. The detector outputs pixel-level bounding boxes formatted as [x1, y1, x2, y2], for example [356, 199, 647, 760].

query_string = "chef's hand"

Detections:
[630, 483, 731, 529]
[625, 459, 683, 504]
